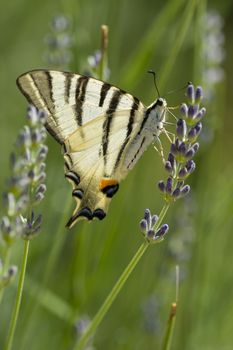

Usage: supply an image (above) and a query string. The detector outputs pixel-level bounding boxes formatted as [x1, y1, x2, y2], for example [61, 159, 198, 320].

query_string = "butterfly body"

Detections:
[17, 70, 167, 227]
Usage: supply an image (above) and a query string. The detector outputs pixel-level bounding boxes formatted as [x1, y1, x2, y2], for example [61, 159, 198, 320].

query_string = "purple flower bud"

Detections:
[88, 50, 102, 68]
[180, 185, 191, 197]
[170, 143, 177, 155]
[177, 180, 184, 188]
[37, 172, 46, 184]
[165, 161, 173, 173]
[188, 127, 197, 141]
[175, 138, 181, 149]
[144, 209, 151, 227]
[188, 105, 199, 119]
[186, 84, 195, 104]
[195, 86, 203, 103]
[176, 119, 187, 140]
[39, 163, 46, 172]
[155, 224, 169, 238]
[34, 192, 44, 203]
[172, 187, 180, 198]
[194, 122, 202, 136]
[180, 103, 188, 117]
[31, 130, 42, 143]
[36, 184, 46, 194]
[192, 142, 199, 153]
[27, 105, 39, 125]
[178, 167, 188, 179]
[140, 219, 148, 233]
[28, 169, 35, 180]
[185, 148, 195, 159]
[151, 215, 158, 227]
[158, 180, 166, 192]
[168, 152, 175, 166]
[179, 142, 186, 155]
[185, 143, 199, 159]
[186, 160, 196, 173]
[38, 111, 47, 124]
[37, 145, 48, 162]
[195, 107, 206, 121]
[147, 229, 155, 239]
[24, 149, 31, 162]
[166, 177, 173, 193]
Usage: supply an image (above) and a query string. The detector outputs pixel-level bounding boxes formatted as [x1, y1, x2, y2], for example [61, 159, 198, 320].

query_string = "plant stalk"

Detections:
[74, 203, 170, 350]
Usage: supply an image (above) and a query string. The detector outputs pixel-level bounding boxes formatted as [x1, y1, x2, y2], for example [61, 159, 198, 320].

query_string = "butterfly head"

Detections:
[146, 97, 167, 136]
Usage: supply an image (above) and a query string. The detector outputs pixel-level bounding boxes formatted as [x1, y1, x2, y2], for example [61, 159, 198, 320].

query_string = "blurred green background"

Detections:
[1, 0, 233, 349]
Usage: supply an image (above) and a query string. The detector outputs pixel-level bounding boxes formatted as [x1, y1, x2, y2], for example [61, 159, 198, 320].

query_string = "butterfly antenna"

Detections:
[148, 70, 160, 98]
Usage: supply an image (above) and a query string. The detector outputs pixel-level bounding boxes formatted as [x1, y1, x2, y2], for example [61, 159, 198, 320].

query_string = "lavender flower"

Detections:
[0, 105, 48, 243]
[158, 83, 205, 202]
[43, 14, 73, 69]
[140, 209, 169, 243]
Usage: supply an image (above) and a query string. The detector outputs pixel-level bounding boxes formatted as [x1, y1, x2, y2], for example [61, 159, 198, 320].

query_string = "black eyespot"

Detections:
[72, 189, 83, 199]
[101, 184, 119, 198]
[93, 208, 106, 220]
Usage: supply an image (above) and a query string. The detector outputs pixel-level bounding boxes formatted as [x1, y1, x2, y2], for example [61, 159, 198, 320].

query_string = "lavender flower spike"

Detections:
[157, 83, 206, 203]
[0, 105, 48, 243]
[139, 209, 169, 244]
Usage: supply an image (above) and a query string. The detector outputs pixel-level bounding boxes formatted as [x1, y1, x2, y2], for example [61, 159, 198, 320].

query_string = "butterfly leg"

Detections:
[153, 137, 165, 164]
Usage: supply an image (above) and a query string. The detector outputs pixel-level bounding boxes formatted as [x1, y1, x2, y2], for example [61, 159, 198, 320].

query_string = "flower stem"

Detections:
[73, 204, 170, 350]
[161, 302, 177, 350]
[161, 265, 179, 350]
[74, 240, 149, 350]
[99, 24, 108, 80]
[4, 240, 30, 350]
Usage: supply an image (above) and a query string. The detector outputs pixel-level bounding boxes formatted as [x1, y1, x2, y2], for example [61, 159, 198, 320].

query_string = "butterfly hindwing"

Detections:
[63, 107, 146, 228]
[17, 69, 146, 226]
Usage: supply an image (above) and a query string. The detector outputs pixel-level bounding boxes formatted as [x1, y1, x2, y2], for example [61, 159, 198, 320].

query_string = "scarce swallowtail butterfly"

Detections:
[16, 70, 167, 228]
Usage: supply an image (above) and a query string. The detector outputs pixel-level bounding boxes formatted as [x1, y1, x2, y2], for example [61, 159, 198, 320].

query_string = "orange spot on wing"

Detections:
[99, 178, 118, 190]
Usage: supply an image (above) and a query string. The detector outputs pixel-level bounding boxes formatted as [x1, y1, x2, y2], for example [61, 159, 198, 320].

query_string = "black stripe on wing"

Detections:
[75, 76, 89, 127]
[29, 72, 63, 145]
[99, 82, 111, 107]
[114, 96, 140, 169]
[101, 89, 125, 164]
[64, 72, 73, 104]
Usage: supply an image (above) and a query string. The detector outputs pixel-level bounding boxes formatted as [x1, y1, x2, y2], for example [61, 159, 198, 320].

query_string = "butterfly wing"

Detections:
[64, 108, 146, 227]
[17, 70, 141, 141]
[17, 69, 146, 227]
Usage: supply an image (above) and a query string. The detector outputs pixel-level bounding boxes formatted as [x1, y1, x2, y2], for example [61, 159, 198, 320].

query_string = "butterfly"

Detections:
[16, 70, 167, 228]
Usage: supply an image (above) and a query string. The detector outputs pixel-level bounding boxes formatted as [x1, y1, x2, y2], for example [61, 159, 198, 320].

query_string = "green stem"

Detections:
[4, 240, 30, 350]
[74, 203, 170, 350]
[161, 302, 177, 350]
[99, 24, 109, 80]
[74, 241, 149, 350]
[161, 265, 179, 350]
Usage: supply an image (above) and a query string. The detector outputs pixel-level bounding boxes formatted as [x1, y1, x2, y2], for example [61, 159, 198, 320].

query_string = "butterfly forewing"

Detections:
[17, 69, 146, 227]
